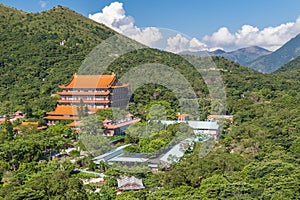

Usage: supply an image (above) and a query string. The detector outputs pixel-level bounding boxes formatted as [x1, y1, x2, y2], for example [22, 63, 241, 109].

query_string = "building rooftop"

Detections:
[15, 121, 47, 131]
[207, 115, 234, 121]
[46, 105, 78, 116]
[59, 73, 117, 89]
[187, 121, 219, 130]
[66, 121, 81, 127]
[109, 156, 149, 163]
[93, 144, 131, 164]
[159, 143, 185, 165]
[158, 120, 219, 130]
[103, 118, 141, 129]
[44, 115, 79, 120]
[117, 176, 145, 191]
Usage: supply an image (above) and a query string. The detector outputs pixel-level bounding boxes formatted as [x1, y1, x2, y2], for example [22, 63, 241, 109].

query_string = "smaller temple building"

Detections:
[102, 114, 141, 136]
[117, 176, 145, 191]
[44, 105, 79, 125]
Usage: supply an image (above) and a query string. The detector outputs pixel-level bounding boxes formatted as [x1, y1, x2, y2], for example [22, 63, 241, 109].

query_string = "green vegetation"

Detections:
[124, 122, 193, 153]
[0, 4, 115, 117]
[0, 4, 299, 199]
[274, 54, 300, 81]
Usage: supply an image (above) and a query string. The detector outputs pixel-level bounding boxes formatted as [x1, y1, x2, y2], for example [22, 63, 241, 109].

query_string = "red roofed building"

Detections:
[44, 73, 130, 124]
[117, 176, 145, 191]
[45, 105, 79, 124]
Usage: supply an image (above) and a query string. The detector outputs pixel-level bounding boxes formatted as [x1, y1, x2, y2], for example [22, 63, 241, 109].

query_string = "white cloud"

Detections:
[89, 2, 162, 47]
[89, 2, 300, 53]
[166, 34, 207, 53]
[189, 38, 208, 52]
[203, 17, 300, 51]
[166, 34, 189, 53]
[39, 1, 48, 8]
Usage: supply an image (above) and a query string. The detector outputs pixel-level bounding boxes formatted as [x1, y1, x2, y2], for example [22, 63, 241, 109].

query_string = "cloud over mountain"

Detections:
[89, 1, 300, 52]
[166, 34, 207, 53]
[88, 2, 162, 47]
[203, 17, 300, 51]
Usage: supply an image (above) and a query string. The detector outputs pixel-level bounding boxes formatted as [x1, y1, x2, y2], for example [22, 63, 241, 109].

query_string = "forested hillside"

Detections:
[0, 4, 211, 119]
[0, 4, 299, 199]
[0, 4, 115, 116]
[275, 55, 300, 73]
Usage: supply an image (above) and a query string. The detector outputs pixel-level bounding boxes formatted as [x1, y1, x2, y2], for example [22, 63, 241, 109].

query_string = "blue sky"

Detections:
[1, 0, 300, 52]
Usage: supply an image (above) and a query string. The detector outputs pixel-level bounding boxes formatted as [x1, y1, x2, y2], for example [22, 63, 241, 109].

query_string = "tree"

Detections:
[3, 120, 13, 139]
[77, 99, 88, 119]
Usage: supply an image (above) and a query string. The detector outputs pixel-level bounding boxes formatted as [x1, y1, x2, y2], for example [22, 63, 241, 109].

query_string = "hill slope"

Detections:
[0, 3, 297, 117]
[0, 4, 211, 117]
[247, 33, 300, 73]
[273, 55, 300, 80]
[275, 55, 300, 73]
[0, 4, 115, 115]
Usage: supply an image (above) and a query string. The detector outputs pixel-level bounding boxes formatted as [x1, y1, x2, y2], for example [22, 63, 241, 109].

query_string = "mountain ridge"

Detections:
[0, 4, 115, 115]
[247, 33, 300, 73]
[180, 46, 272, 66]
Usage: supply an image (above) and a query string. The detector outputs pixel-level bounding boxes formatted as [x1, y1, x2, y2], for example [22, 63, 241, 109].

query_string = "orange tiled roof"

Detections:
[57, 91, 110, 96]
[44, 115, 79, 120]
[66, 121, 81, 127]
[21, 122, 39, 126]
[176, 113, 189, 117]
[59, 73, 117, 89]
[15, 122, 48, 131]
[46, 105, 79, 116]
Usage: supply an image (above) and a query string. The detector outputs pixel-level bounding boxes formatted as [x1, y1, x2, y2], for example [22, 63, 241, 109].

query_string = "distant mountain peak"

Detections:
[246, 33, 300, 73]
[212, 49, 226, 54]
[179, 46, 271, 66]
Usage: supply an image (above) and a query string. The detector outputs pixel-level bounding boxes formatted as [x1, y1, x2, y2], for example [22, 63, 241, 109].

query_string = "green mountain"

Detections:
[247, 33, 300, 73]
[0, 4, 299, 199]
[0, 4, 212, 118]
[275, 54, 300, 73]
[181, 46, 271, 66]
[223, 46, 271, 65]
[273, 55, 300, 80]
[0, 4, 115, 115]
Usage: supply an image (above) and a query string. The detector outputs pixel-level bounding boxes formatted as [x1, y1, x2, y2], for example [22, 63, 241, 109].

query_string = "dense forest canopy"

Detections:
[0, 4, 299, 199]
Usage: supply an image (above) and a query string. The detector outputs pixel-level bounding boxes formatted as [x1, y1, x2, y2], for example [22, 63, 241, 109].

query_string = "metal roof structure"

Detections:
[158, 120, 219, 130]
[93, 144, 131, 164]
[109, 157, 149, 163]
[159, 143, 185, 165]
